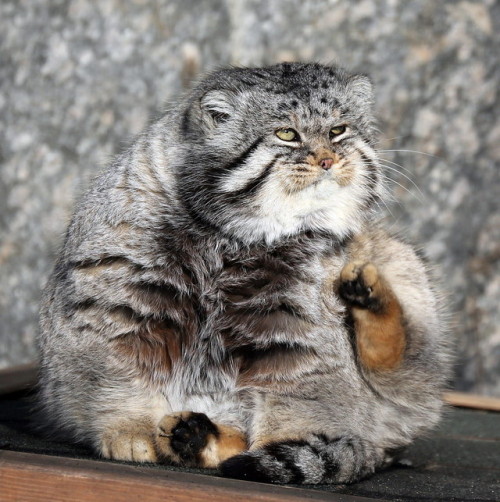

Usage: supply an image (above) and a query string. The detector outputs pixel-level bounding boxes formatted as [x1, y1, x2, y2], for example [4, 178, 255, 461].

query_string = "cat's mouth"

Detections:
[285, 163, 354, 193]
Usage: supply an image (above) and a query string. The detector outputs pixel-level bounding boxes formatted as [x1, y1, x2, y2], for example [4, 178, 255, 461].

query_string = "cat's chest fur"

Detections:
[165, 230, 350, 393]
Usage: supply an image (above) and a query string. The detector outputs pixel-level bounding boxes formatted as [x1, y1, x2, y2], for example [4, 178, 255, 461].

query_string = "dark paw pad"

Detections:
[170, 412, 218, 462]
[339, 263, 381, 311]
[339, 277, 374, 308]
[220, 453, 273, 483]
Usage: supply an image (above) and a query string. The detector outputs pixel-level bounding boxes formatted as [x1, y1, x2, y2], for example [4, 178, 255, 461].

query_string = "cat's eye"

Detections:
[330, 125, 347, 138]
[275, 128, 300, 142]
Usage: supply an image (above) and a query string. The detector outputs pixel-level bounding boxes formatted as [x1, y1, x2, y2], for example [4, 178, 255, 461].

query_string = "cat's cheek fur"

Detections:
[219, 149, 277, 194]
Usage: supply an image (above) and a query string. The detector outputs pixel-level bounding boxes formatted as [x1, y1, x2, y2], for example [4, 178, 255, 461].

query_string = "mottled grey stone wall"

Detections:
[1, 0, 498, 395]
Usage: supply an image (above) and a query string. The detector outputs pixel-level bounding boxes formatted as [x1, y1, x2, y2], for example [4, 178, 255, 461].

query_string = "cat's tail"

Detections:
[220, 434, 390, 484]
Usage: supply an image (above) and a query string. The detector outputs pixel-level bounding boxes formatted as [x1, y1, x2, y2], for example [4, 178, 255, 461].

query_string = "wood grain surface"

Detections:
[0, 450, 375, 502]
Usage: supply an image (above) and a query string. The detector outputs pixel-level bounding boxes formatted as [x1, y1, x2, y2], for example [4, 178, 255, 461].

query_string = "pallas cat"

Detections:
[39, 62, 450, 484]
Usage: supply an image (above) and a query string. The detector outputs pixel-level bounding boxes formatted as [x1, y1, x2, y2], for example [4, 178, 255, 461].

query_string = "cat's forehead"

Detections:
[201, 63, 351, 103]
[244, 63, 348, 102]
[239, 62, 346, 90]
[239, 63, 355, 120]
[273, 93, 344, 121]
[261, 87, 347, 132]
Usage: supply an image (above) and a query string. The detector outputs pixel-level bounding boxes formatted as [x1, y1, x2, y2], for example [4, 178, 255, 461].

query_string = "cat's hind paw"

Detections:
[156, 412, 217, 466]
[339, 261, 406, 370]
[156, 412, 247, 468]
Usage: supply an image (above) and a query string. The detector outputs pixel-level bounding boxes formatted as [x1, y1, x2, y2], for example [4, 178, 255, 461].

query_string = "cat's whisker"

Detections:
[379, 162, 426, 202]
[382, 174, 425, 205]
[372, 174, 401, 218]
[378, 149, 440, 159]
[378, 156, 415, 177]
[378, 135, 404, 143]
[374, 197, 396, 219]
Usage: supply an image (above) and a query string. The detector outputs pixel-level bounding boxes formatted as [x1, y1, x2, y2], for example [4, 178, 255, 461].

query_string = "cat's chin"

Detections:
[220, 209, 363, 246]
[225, 184, 370, 245]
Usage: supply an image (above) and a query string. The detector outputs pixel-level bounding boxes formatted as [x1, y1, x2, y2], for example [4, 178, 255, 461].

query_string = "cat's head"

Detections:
[175, 63, 384, 244]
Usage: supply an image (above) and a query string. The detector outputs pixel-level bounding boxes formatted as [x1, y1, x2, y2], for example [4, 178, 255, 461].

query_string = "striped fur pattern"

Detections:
[38, 63, 451, 484]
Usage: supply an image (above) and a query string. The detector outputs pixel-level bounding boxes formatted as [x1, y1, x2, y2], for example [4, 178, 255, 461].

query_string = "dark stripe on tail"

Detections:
[263, 441, 307, 484]
[221, 434, 383, 485]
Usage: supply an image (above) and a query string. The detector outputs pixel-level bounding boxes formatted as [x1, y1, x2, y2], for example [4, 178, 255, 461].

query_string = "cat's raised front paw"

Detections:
[339, 261, 381, 311]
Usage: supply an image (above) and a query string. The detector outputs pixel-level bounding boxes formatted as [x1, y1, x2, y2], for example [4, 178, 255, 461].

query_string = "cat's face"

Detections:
[177, 63, 383, 244]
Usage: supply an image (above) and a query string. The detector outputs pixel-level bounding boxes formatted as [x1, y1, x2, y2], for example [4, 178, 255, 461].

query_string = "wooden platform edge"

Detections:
[443, 391, 500, 412]
[0, 450, 377, 502]
[0, 361, 38, 395]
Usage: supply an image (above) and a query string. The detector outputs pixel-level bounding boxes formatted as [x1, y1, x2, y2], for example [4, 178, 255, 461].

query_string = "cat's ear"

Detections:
[348, 74, 374, 109]
[200, 90, 237, 127]
[182, 89, 238, 138]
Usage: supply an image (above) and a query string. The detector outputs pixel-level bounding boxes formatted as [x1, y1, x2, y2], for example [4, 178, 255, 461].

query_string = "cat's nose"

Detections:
[319, 158, 334, 170]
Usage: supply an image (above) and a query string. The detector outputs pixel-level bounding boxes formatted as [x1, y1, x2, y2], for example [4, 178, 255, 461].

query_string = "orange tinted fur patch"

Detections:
[113, 320, 182, 382]
[353, 303, 405, 371]
[352, 271, 406, 371]
[199, 425, 247, 468]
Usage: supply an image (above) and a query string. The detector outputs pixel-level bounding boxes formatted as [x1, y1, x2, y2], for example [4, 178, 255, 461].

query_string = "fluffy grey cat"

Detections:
[39, 62, 451, 484]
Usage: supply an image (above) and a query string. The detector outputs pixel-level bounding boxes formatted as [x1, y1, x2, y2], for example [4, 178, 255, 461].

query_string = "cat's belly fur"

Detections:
[141, 248, 383, 442]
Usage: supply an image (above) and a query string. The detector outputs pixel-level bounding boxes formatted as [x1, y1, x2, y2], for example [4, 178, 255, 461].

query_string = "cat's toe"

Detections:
[339, 261, 364, 282]
[101, 430, 157, 463]
[157, 411, 218, 465]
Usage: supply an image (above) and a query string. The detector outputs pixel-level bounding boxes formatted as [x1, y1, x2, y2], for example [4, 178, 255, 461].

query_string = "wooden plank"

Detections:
[0, 450, 376, 502]
[0, 362, 38, 395]
[443, 391, 500, 412]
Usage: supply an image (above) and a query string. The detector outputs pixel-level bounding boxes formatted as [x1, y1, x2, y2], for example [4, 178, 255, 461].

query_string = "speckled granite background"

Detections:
[0, 0, 499, 395]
